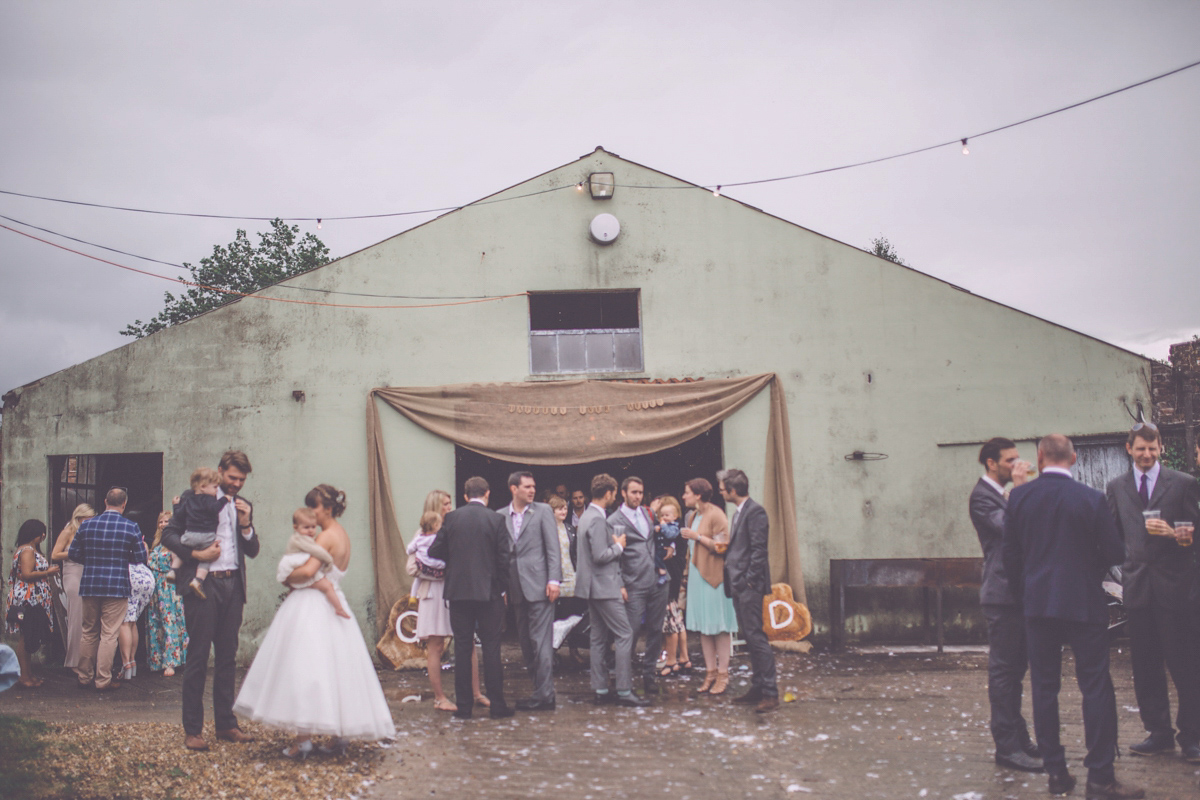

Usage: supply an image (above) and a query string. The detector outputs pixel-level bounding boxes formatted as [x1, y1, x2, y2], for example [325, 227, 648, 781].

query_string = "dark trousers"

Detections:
[625, 582, 669, 680]
[732, 588, 777, 698]
[1128, 605, 1200, 746]
[449, 598, 506, 716]
[1026, 617, 1118, 783]
[982, 604, 1034, 753]
[181, 574, 244, 736]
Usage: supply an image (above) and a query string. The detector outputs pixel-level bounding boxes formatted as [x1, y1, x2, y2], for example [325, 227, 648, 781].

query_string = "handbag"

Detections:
[405, 553, 419, 577]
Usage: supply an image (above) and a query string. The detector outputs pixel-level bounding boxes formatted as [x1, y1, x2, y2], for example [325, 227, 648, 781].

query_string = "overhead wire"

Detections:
[0, 221, 528, 310]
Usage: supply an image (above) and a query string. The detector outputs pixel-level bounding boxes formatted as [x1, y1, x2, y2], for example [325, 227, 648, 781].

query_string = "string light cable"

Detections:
[0, 212, 513, 301]
[0, 221, 528, 311]
[0, 57, 1196, 218]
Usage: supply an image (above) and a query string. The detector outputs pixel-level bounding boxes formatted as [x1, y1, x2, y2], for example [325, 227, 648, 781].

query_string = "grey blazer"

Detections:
[574, 504, 624, 600]
[1106, 467, 1200, 610]
[723, 498, 771, 598]
[498, 502, 562, 603]
[969, 478, 1016, 606]
[609, 505, 657, 593]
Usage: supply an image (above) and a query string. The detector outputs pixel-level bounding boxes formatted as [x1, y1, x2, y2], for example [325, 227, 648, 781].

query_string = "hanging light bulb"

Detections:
[961, 138, 970, 156]
[576, 182, 584, 192]
[713, 185, 721, 198]
[317, 219, 322, 229]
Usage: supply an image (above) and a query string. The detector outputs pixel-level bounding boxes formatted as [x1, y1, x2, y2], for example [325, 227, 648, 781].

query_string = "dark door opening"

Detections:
[453, 424, 724, 510]
[48, 453, 164, 543]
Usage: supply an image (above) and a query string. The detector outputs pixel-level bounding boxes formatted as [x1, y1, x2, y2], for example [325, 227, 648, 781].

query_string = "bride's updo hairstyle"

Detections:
[305, 484, 347, 518]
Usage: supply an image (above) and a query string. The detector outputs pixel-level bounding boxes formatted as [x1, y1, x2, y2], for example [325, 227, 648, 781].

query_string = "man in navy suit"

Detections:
[1003, 434, 1142, 799]
[969, 437, 1041, 771]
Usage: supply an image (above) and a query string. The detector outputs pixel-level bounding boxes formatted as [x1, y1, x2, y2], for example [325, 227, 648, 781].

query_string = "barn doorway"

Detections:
[48, 452, 164, 543]
[453, 424, 724, 510]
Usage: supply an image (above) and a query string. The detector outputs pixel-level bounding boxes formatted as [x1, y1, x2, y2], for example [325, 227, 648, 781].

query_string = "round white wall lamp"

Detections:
[589, 213, 620, 245]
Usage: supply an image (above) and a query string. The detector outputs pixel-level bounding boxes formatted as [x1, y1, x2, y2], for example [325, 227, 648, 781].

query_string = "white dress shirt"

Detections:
[1134, 460, 1161, 500]
[208, 488, 240, 572]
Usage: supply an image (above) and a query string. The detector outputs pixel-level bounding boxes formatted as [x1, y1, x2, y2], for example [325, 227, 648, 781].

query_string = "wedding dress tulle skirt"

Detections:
[234, 574, 395, 740]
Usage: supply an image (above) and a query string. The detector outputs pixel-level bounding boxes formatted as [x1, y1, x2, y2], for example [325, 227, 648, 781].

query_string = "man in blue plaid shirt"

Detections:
[68, 487, 148, 690]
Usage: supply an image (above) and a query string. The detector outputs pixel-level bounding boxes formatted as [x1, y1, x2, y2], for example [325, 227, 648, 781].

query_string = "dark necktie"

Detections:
[1139, 473, 1150, 508]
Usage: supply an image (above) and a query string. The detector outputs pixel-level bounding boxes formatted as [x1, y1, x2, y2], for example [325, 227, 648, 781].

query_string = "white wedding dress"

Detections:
[233, 563, 395, 740]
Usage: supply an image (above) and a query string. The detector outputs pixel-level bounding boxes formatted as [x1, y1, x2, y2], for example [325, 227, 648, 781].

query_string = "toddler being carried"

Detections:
[276, 507, 350, 618]
[168, 467, 231, 599]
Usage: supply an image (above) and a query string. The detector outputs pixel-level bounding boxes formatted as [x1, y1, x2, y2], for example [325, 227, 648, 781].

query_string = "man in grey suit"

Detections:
[609, 477, 668, 694]
[498, 471, 562, 711]
[1106, 422, 1200, 761]
[969, 437, 1042, 772]
[719, 469, 779, 713]
[575, 473, 648, 707]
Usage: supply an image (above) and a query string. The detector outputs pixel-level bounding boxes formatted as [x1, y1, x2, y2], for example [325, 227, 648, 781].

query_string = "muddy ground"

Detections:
[3, 643, 1198, 799]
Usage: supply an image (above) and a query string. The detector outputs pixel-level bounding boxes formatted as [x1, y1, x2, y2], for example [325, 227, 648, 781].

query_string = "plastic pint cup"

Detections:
[1143, 509, 1163, 535]
[1173, 521, 1194, 547]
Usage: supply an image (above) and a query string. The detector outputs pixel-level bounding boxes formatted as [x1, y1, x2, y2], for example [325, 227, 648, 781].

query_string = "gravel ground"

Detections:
[3, 642, 1200, 799]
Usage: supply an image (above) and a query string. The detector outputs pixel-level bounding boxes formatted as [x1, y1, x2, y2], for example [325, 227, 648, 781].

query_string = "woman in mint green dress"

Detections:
[680, 478, 737, 696]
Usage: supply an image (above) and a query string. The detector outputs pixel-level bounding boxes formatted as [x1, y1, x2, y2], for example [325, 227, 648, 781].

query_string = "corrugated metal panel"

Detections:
[1075, 441, 1130, 491]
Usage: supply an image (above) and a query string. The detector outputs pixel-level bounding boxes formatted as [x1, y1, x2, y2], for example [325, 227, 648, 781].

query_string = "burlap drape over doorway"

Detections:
[366, 373, 805, 632]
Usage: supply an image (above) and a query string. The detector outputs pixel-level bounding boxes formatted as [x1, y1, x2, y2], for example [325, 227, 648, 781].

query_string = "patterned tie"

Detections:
[1139, 473, 1150, 508]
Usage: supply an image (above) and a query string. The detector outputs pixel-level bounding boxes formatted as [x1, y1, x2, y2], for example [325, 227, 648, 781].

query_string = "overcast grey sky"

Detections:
[2, 1, 1198, 399]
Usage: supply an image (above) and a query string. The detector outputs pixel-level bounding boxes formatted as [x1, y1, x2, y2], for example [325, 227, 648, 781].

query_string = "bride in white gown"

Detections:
[234, 484, 395, 758]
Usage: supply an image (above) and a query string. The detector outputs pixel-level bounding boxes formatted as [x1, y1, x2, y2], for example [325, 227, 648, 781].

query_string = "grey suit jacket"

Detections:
[609, 505, 657, 593]
[497, 501, 562, 603]
[574, 504, 624, 600]
[723, 498, 771, 598]
[1106, 467, 1200, 610]
[969, 478, 1016, 606]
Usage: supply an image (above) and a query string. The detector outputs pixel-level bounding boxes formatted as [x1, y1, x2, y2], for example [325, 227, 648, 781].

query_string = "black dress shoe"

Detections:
[1084, 779, 1145, 799]
[452, 710, 472, 720]
[1128, 734, 1174, 756]
[1180, 742, 1200, 763]
[732, 688, 764, 705]
[995, 750, 1044, 772]
[1048, 771, 1076, 796]
[515, 698, 556, 711]
[1022, 740, 1042, 758]
[489, 706, 515, 719]
[613, 693, 650, 708]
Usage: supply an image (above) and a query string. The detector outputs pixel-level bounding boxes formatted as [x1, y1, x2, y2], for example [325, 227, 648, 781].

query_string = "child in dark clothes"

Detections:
[166, 467, 230, 599]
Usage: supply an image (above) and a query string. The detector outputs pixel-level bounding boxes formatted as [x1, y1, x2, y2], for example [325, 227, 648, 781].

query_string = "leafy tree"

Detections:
[122, 218, 330, 338]
[868, 236, 907, 266]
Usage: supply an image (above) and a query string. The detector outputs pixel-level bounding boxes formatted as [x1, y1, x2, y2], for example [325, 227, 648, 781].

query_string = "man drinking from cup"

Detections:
[1105, 423, 1200, 762]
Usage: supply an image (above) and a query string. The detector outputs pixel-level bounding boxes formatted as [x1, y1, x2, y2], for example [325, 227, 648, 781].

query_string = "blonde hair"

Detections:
[190, 467, 219, 491]
[419, 511, 443, 534]
[423, 489, 451, 516]
[293, 507, 316, 526]
[66, 503, 96, 536]
[547, 495, 567, 511]
[152, 510, 172, 549]
[657, 495, 682, 521]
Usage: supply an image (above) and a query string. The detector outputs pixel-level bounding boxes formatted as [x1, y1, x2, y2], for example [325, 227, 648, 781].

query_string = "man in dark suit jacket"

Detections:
[161, 450, 259, 752]
[1105, 422, 1200, 760]
[969, 437, 1041, 772]
[719, 469, 778, 714]
[429, 476, 513, 719]
[1003, 434, 1141, 799]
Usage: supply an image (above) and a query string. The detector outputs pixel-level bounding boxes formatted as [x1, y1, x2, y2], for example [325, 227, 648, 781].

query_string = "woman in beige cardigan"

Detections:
[679, 477, 738, 695]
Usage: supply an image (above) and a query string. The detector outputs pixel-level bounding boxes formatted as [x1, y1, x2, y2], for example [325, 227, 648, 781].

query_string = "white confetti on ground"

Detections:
[808, 733, 830, 742]
[786, 785, 812, 793]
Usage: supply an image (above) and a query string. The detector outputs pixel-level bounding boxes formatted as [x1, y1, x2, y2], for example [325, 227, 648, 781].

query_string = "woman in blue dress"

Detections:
[680, 478, 738, 696]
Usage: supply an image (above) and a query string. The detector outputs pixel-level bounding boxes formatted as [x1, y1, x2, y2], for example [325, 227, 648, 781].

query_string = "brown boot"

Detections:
[696, 671, 716, 693]
[709, 671, 730, 696]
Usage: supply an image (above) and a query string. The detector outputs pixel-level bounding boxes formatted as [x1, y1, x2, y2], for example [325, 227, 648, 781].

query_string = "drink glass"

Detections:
[1172, 521, 1194, 547]
[1143, 509, 1163, 535]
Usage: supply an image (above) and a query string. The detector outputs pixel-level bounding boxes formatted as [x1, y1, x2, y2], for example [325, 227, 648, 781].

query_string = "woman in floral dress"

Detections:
[6, 519, 59, 687]
[145, 511, 187, 676]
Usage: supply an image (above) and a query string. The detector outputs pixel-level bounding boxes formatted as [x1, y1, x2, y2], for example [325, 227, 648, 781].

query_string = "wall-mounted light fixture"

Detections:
[588, 172, 615, 199]
[292, 390, 306, 403]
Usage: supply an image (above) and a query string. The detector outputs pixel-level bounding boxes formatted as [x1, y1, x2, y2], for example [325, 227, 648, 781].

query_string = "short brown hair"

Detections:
[685, 477, 713, 503]
[305, 484, 347, 517]
[190, 467, 219, 491]
[464, 476, 489, 499]
[978, 437, 1017, 467]
[218, 450, 252, 474]
[419, 511, 442, 534]
[292, 507, 316, 526]
[591, 473, 618, 500]
[1127, 422, 1161, 446]
[105, 487, 128, 508]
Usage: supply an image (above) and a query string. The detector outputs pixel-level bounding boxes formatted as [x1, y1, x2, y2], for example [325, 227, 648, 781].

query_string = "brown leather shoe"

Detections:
[755, 696, 780, 714]
[184, 735, 209, 751]
[216, 727, 256, 743]
[94, 680, 122, 692]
